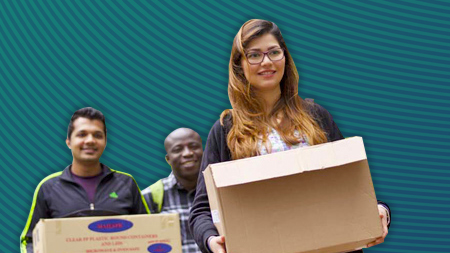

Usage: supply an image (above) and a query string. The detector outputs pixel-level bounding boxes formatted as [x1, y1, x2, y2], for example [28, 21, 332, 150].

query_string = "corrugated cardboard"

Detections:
[204, 137, 383, 253]
[33, 214, 182, 253]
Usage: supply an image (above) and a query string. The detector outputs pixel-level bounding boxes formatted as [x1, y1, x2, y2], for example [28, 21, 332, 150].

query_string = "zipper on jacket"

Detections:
[90, 168, 113, 211]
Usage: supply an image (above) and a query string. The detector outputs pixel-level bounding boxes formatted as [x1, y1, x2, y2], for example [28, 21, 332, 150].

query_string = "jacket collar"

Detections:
[166, 172, 179, 189]
[60, 163, 113, 183]
[167, 172, 196, 194]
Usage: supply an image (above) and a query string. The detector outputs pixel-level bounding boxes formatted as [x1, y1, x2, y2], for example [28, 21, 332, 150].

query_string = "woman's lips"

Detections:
[258, 70, 276, 75]
[258, 70, 276, 78]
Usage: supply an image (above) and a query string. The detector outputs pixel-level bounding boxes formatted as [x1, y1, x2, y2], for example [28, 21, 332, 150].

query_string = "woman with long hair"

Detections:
[189, 19, 390, 253]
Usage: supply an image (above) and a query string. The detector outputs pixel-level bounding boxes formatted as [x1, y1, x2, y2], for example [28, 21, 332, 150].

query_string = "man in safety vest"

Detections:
[142, 128, 203, 253]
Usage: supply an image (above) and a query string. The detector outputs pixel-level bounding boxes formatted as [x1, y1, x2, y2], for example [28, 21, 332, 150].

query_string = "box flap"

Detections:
[203, 165, 226, 236]
[211, 137, 367, 188]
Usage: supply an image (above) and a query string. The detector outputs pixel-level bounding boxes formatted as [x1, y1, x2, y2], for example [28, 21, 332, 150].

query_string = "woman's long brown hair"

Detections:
[221, 19, 328, 160]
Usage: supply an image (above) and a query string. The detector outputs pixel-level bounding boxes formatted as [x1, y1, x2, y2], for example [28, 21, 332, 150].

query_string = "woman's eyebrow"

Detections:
[247, 45, 281, 51]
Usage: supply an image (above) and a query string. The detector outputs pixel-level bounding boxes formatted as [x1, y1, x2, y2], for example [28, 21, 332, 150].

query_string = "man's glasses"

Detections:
[245, 48, 285, 65]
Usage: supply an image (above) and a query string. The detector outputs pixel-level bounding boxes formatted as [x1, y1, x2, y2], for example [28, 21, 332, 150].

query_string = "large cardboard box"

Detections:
[33, 214, 182, 253]
[204, 137, 383, 253]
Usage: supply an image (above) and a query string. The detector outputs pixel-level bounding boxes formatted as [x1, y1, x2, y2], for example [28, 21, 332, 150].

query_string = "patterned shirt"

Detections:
[258, 129, 309, 155]
[142, 173, 201, 253]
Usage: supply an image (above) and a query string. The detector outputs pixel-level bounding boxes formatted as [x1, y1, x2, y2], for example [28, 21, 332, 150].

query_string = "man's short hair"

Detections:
[67, 107, 107, 139]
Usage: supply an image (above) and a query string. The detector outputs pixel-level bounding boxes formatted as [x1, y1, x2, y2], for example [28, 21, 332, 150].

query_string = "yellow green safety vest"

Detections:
[149, 179, 164, 213]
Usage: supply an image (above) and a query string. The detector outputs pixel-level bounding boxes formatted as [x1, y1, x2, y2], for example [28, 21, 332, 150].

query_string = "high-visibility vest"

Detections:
[149, 179, 164, 213]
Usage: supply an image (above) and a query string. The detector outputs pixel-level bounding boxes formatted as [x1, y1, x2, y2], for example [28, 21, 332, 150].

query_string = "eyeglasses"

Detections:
[245, 48, 285, 65]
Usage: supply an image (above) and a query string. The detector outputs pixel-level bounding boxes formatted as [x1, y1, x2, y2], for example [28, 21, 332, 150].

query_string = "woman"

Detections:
[189, 19, 390, 253]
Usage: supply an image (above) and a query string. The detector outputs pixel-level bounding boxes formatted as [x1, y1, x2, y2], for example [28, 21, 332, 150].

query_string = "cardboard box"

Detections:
[204, 137, 383, 253]
[33, 214, 182, 253]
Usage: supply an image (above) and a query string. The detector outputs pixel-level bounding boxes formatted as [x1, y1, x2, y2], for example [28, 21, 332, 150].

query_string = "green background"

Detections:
[1, 1, 449, 252]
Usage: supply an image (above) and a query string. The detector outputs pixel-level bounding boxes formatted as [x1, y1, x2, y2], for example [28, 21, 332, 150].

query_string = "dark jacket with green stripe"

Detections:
[20, 164, 150, 253]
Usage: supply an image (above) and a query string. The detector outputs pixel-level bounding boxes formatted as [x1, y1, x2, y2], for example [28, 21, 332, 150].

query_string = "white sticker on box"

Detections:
[211, 210, 220, 223]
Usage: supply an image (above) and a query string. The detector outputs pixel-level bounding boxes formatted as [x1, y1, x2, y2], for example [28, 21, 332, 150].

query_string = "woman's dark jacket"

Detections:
[189, 102, 390, 253]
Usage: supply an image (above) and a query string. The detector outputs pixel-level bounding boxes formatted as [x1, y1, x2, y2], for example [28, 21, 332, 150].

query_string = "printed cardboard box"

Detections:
[204, 137, 383, 253]
[33, 213, 181, 253]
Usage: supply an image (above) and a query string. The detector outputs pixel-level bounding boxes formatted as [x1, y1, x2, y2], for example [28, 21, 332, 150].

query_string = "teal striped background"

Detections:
[1, 1, 449, 252]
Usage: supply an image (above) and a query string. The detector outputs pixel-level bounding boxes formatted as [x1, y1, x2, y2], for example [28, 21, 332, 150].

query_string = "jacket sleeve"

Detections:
[20, 183, 50, 253]
[189, 120, 225, 253]
[310, 102, 344, 142]
[130, 177, 151, 215]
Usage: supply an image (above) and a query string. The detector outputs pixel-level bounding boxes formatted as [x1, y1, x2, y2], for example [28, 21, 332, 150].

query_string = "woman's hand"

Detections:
[208, 235, 226, 253]
[367, 205, 389, 248]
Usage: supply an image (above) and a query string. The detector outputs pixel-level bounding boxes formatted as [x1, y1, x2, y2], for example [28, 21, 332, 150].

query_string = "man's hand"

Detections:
[367, 206, 389, 248]
[208, 235, 226, 253]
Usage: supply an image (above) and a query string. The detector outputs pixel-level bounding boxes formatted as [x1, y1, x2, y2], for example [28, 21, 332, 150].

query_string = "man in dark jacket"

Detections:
[20, 107, 149, 253]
